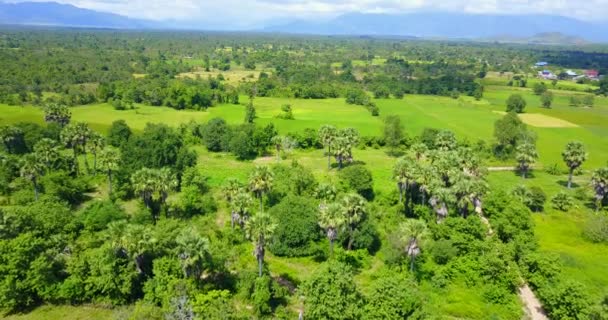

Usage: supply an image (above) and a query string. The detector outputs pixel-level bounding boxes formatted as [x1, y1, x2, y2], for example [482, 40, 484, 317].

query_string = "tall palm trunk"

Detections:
[327, 146, 332, 169]
[347, 225, 354, 250]
[568, 168, 574, 189]
[107, 170, 113, 194]
[93, 151, 98, 174]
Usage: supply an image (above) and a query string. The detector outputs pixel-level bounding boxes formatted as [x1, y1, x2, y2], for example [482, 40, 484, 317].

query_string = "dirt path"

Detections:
[519, 284, 548, 320]
[488, 166, 517, 172]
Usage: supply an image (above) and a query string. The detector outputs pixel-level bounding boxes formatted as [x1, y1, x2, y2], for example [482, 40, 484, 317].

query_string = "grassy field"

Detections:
[4, 305, 120, 320]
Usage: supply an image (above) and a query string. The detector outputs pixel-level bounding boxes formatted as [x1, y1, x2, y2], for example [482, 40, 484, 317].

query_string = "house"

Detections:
[565, 70, 577, 77]
[585, 69, 599, 79]
[539, 70, 556, 80]
[535, 61, 549, 67]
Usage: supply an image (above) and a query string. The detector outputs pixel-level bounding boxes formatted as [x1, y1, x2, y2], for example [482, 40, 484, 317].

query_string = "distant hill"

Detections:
[481, 32, 590, 45]
[0, 1, 154, 29]
[265, 12, 608, 43]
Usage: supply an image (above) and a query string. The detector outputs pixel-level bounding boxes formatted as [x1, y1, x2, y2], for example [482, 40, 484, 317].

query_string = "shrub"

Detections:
[506, 94, 526, 113]
[80, 200, 127, 231]
[583, 215, 608, 243]
[429, 239, 458, 265]
[537, 280, 591, 320]
[545, 163, 562, 175]
[551, 192, 574, 212]
[339, 165, 374, 200]
[268, 195, 322, 257]
[512, 185, 546, 212]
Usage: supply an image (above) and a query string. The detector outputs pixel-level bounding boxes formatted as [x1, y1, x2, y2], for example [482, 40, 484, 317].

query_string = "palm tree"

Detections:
[20, 154, 43, 201]
[33, 138, 59, 173]
[98, 147, 121, 195]
[61, 123, 91, 175]
[176, 227, 210, 280]
[409, 143, 428, 161]
[591, 167, 608, 211]
[341, 193, 366, 250]
[106, 222, 155, 275]
[415, 162, 435, 205]
[318, 125, 337, 169]
[249, 166, 273, 212]
[155, 167, 177, 210]
[516, 142, 538, 179]
[315, 183, 337, 203]
[318, 202, 345, 256]
[271, 135, 283, 162]
[88, 131, 105, 173]
[393, 157, 416, 204]
[222, 178, 244, 203]
[43, 103, 71, 127]
[73, 122, 93, 174]
[245, 212, 277, 277]
[0, 125, 24, 154]
[562, 141, 588, 189]
[231, 191, 253, 230]
[131, 168, 157, 219]
[333, 136, 350, 169]
[429, 186, 454, 223]
[399, 219, 429, 271]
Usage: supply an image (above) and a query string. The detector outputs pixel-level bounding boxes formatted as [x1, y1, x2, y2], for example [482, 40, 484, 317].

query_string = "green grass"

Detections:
[4, 305, 119, 320]
[487, 171, 608, 301]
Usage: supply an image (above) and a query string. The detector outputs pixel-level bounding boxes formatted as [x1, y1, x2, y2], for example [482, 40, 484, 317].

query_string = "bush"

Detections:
[339, 165, 374, 200]
[537, 280, 591, 320]
[512, 185, 546, 212]
[429, 239, 458, 265]
[80, 200, 128, 231]
[506, 94, 527, 113]
[551, 192, 574, 212]
[268, 195, 322, 257]
[583, 215, 608, 243]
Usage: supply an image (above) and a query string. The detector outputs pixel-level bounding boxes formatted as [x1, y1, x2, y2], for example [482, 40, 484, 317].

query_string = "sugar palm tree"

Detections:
[429, 185, 454, 223]
[131, 168, 157, 217]
[249, 166, 273, 212]
[33, 138, 59, 173]
[20, 154, 43, 201]
[393, 157, 416, 204]
[315, 183, 337, 203]
[155, 167, 177, 209]
[43, 103, 71, 127]
[318, 125, 337, 169]
[176, 227, 210, 280]
[222, 178, 244, 203]
[88, 131, 105, 173]
[415, 162, 436, 205]
[341, 193, 366, 250]
[399, 219, 429, 271]
[98, 147, 121, 195]
[245, 212, 277, 277]
[318, 202, 345, 256]
[591, 167, 608, 211]
[562, 141, 588, 189]
[106, 221, 155, 275]
[231, 191, 253, 230]
[73, 122, 93, 174]
[0, 125, 24, 154]
[516, 142, 538, 179]
[332, 136, 350, 169]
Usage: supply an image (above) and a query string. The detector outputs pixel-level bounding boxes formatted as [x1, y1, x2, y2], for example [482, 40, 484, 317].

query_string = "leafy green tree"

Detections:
[318, 125, 338, 169]
[245, 212, 277, 277]
[591, 167, 608, 211]
[19, 154, 43, 201]
[249, 166, 273, 212]
[339, 164, 374, 200]
[515, 142, 538, 178]
[44, 103, 71, 127]
[493, 112, 530, 157]
[399, 219, 429, 271]
[268, 195, 321, 257]
[0, 125, 26, 154]
[341, 193, 366, 251]
[533, 82, 547, 95]
[244, 101, 256, 124]
[107, 120, 132, 147]
[363, 270, 421, 319]
[318, 202, 346, 256]
[506, 94, 526, 113]
[383, 115, 403, 154]
[302, 261, 363, 320]
[202, 118, 228, 152]
[561, 141, 587, 189]
[106, 221, 155, 275]
[541, 91, 554, 108]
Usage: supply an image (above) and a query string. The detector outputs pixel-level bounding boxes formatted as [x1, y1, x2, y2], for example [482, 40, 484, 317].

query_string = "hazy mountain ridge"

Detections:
[1, 2, 607, 43]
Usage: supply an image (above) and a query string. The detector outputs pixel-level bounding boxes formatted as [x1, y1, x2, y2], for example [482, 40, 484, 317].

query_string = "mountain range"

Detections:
[1, 1, 608, 43]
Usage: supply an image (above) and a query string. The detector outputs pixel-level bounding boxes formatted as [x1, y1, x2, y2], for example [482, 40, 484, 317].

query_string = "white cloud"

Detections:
[5, 0, 608, 24]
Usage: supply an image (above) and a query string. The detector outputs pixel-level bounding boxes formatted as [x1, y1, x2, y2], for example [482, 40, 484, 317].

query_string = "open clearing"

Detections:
[492, 111, 579, 128]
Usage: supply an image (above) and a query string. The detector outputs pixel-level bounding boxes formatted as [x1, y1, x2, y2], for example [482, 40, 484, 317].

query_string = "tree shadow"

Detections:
[512, 170, 537, 179]
[385, 150, 405, 157]
[557, 180, 580, 188]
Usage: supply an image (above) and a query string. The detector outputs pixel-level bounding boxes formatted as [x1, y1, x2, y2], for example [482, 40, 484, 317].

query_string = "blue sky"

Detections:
[4, 0, 608, 27]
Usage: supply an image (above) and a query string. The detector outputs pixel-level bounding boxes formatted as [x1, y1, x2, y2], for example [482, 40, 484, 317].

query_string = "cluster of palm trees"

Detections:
[271, 135, 297, 162]
[318, 125, 360, 169]
[130, 167, 177, 223]
[317, 192, 367, 255]
[222, 166, 277, 277]
[393, 141, 488, 223]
